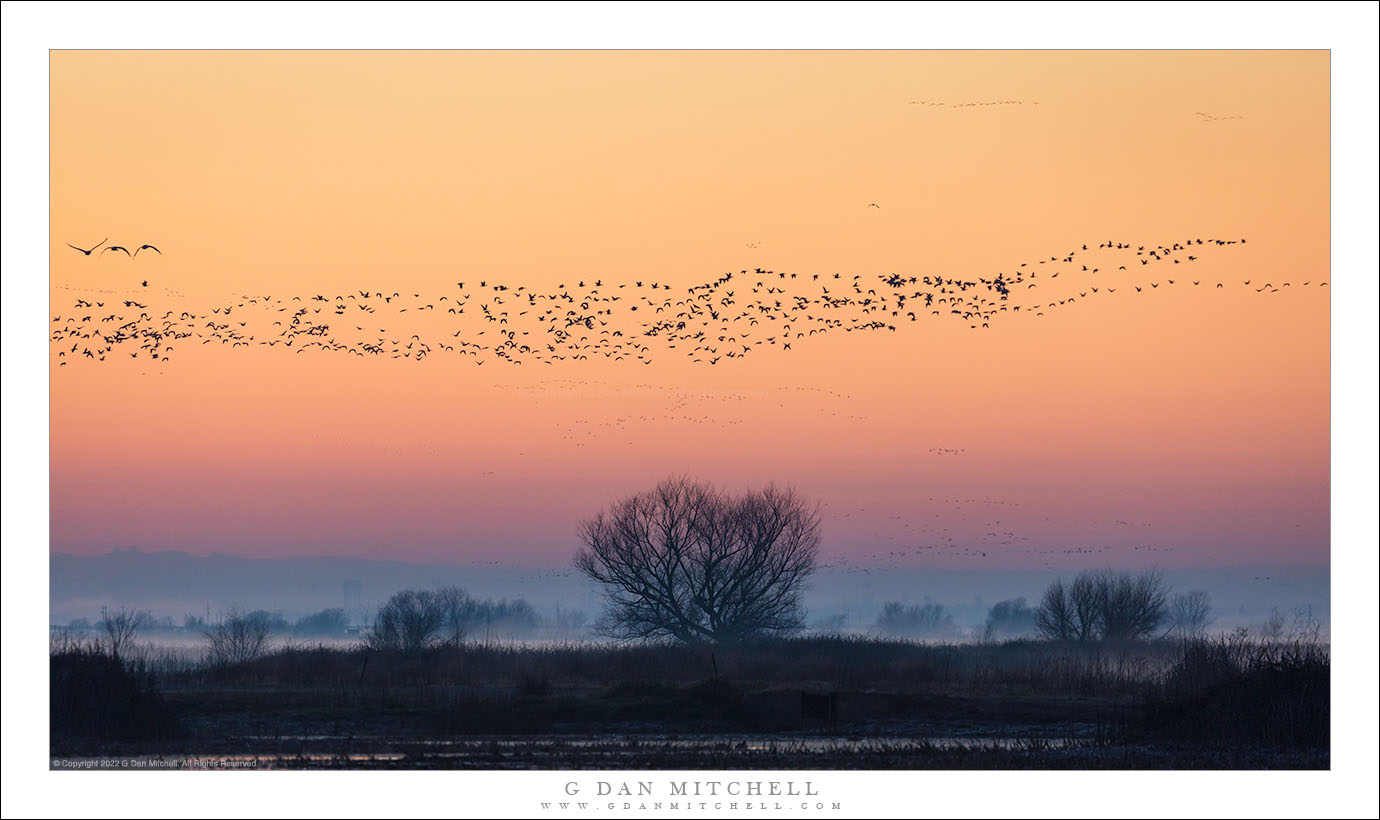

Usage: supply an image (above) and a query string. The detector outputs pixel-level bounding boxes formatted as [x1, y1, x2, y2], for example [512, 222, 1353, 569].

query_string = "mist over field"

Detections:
[49, 548, 1328, 639]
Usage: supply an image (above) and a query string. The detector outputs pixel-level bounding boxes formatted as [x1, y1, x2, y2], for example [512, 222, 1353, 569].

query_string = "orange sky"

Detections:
[49, 50, 1329, 570]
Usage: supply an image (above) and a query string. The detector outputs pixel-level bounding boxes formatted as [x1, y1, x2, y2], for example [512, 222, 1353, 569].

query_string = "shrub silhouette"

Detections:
[1142, 631, 1328, 748]
[50, 646, 181, 748]
[204, 609, 274, 666]
[365, 589, 449, 652]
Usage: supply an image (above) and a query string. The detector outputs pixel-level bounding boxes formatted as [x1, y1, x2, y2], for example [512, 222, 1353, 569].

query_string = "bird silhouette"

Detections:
[101, 245, 131, 257]
[134, 244, 161, 257]
[50, 234, 1256, 369]
[66, 238, 107, 256]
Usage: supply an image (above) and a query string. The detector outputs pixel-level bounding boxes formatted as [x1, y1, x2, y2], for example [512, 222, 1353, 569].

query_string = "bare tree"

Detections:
[1033, 580, 1076, 641]
[1097, 568, 1169, 641]
[365, 589, 447, 652]
[573, 476, 821, 644]
[1068, 572, 1103, 642]
[204, 609, 273, 666]
[436, 586, 476, 646]
[99, 606, 147, 659]
[1034, 569, 1169, 643]
[1169, 590, 1213, 637]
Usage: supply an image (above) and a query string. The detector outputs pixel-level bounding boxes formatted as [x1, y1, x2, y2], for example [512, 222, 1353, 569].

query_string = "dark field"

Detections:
[49, 634, 1329, 769]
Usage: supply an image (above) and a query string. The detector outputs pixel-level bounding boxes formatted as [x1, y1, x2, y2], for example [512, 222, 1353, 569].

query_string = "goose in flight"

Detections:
[67, 238, 107, 256]
[101, 245, 131, 257]
[134, 244, 161, 257]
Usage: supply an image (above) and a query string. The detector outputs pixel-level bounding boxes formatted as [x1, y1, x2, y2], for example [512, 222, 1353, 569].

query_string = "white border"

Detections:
[4, 2, 1377, 818]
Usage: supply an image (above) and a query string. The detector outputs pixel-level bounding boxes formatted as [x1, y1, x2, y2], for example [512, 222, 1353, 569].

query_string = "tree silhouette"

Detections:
[203, 609, 273, 666]
[875, 602, 955, 638]
[1169, 590, 1213, 637]
[99, 606, 148, 659]
[1034, 569, 1169, 642]
[983, 597, 1036, 640]
[1033, 579, 1073, 640]
[1097, 568, 1169, 641]
[573, 476, 821, 644]
[365, 589, 448, 652]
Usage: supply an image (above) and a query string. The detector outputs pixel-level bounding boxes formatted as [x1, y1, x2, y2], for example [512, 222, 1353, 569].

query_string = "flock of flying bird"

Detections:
[54, 234, 1320, 574]
[907, 98, 1037, 108]
[496, 381, 866, 450]
[66, 237, 160, 258]
[53, 236, 1324, 368]
[819, 498, 1184, 573]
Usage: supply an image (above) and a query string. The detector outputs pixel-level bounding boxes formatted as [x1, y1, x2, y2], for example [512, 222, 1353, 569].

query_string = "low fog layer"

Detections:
[50, 548, 1328, 639]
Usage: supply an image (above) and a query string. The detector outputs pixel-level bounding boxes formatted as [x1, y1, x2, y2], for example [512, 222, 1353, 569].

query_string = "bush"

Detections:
[1142, 631, 1329, 748]
[204, 609, 274, 666]
[365, 589, 449, 652]
[50, 646, 181, 748]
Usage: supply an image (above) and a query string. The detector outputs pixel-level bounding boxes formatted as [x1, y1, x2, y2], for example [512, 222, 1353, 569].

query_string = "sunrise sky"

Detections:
[48, 50, 1330, 572]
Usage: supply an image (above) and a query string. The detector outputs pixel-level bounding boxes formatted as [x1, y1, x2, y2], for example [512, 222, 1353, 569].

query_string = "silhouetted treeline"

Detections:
[363, 587, 566, 651]
[874, 602, 956, 638]
[58, 569, 1308, 651]
[293, 607, 351, 635]
[465, 597, 543, 633]
[58, 595, 581, 647]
